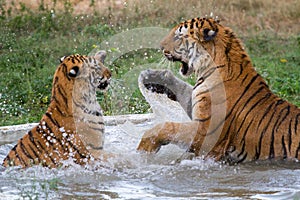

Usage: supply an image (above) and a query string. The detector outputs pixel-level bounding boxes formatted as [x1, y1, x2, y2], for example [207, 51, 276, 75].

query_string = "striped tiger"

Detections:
[2, 51, 111, 168]
[137, 17, 300, 163]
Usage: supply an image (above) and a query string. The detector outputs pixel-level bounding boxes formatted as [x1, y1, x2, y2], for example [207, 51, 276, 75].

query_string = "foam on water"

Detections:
[1, 122, 300, 199]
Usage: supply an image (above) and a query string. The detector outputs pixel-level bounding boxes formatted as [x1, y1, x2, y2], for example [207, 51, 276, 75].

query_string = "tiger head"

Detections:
[160, 18, 228, 77]
[56, 51, 111, 93]
[50, 51, 112, 116]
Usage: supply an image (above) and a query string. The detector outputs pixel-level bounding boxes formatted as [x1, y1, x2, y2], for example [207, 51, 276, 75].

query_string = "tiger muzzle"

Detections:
[162, 49, 174, 61]
[98, 68, 111, 90]
[162, 49, 189, 75]
[98, 78, 110, 90]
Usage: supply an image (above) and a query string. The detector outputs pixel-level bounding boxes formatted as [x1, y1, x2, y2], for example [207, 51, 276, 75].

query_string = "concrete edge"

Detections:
[0, 113, 154, 144]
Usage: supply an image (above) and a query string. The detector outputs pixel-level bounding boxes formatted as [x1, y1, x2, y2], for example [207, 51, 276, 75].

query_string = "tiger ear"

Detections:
[94, 50, 107, 64]
[68, 66, 79, 77]
[60, 56, 67, 63]
[203, 28, 217, 41]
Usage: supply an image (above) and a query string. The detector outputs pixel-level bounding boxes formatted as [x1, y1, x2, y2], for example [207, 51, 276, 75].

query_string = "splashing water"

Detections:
[1, 77, 300, 199]
[1, 119, 300, 199]
[1, 21, 299, 199]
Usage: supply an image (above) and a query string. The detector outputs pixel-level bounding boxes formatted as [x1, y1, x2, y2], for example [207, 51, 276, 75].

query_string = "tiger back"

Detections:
[2, 51, 111, 168]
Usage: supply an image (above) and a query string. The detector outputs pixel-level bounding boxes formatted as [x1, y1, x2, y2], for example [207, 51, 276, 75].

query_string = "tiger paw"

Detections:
[90, 150, 116, 162]
[138, 69, 177, 101]
[138, 69, 193, 119]
[137, 136, 162, 153]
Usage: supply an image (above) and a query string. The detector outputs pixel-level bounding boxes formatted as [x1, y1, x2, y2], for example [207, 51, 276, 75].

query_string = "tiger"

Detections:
[137, 17, 300, 164]
[2, 51, 111, 168]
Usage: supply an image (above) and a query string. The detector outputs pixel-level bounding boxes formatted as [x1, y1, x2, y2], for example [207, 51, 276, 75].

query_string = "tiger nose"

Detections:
[104, 68, 112, 79]
[160, 48, 171, 56]
[162, 49, 171, 54]
[160, 45, 164, 51]
[160, 35, 170, 52]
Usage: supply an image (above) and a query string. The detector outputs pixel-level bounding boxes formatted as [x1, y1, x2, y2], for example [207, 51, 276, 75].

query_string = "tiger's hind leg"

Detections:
[138, 69, 193, 119]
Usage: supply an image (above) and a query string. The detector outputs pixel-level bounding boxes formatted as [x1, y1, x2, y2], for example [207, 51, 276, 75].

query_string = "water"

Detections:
[1, 119, 300, 200]
[1, 92, 300, 200]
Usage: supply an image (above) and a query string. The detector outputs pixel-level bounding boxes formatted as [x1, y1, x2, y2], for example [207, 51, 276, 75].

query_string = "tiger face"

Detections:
[160, 18, 221, 77]
[59, 51, 111, 92]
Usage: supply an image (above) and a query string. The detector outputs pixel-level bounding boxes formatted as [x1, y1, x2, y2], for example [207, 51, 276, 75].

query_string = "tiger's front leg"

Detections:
[137, 121, 207, 154]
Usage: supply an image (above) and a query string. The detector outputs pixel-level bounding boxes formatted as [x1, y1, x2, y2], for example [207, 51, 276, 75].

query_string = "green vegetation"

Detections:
[0, 10, 116, 125]
[246, 35, 300, 106]
[0, 0, 299, 126]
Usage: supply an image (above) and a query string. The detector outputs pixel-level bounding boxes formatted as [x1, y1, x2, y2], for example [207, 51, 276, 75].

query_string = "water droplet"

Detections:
[59, 127, 65, 132]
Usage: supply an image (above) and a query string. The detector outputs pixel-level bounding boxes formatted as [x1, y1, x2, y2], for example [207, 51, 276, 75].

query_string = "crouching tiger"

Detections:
[137, 17, 300, 163]
[2, 51, 111, 168]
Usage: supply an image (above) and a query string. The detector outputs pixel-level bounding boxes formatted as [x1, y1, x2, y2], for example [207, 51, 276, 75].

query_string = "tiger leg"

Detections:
[89, 150, 116, 163]
[137, 121, 207, 153]
[138, 69, 193, 119]
[75, 121, 104, 158]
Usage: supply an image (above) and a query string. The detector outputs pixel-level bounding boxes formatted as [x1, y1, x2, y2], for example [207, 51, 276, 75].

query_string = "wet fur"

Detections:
[137, 18, 300, 163]
[3, 52, 111, 168]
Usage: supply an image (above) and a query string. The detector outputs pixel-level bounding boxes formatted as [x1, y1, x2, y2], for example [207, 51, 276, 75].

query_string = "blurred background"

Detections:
[0, 0, 299, 126]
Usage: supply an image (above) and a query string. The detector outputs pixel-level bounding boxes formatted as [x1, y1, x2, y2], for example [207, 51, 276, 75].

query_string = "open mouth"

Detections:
[179, 60, 189, 75]
[164, 54, 189, 75]
[98, 80, 110, 90]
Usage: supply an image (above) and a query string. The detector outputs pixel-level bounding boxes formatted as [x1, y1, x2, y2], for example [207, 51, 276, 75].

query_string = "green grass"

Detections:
[244, 35, 300, 106]
[0, 3, 299, 126]
[0, 10, 116, 125]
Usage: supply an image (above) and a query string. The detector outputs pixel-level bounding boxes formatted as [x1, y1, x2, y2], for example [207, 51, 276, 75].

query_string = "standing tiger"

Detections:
[137, 17, 300, 163]
[2, 51, 111, 168]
